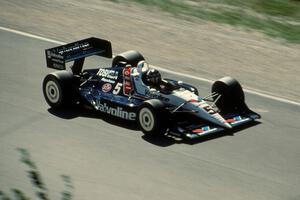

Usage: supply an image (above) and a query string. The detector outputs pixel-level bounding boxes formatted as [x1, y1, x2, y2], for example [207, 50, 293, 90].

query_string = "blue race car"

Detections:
[43, 37, 260, 139]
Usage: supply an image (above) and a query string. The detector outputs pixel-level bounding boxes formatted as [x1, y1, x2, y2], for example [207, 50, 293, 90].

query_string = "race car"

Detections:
[43, 37, 260, 139]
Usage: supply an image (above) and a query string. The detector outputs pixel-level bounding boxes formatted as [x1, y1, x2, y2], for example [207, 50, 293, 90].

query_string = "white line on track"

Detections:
[1, 26, 299, 106]
[0, 26, 65, 45]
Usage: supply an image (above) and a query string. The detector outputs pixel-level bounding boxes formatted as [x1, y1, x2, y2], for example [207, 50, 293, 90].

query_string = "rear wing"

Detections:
[45, 37, 112, 70]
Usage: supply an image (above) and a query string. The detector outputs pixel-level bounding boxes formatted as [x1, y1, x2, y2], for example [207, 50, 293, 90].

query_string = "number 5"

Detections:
[113, 83, 123, 95]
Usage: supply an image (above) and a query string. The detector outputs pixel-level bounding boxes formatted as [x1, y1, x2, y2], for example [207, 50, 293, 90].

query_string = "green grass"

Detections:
[122, 0, 300, 43]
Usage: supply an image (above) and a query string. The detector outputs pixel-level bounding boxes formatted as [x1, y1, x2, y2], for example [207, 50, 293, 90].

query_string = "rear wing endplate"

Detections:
[45, 37, 112, 70]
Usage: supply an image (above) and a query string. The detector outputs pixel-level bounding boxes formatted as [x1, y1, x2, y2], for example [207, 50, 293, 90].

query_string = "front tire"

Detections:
[42, 71, 77, 108]
[211, 76, 247, 113]
[138, 99, 168, 136]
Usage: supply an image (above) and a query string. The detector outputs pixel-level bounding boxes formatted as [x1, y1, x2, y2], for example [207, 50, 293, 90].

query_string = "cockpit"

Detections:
[132, 61, 179, 95]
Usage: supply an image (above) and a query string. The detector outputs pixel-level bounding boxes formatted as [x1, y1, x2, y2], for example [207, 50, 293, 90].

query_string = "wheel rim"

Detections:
[139, 107, 155, 132]
[45, 80, 60, 103]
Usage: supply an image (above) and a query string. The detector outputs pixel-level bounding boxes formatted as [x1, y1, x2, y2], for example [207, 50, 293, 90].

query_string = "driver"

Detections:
[135, 60, 176, 93]
[143, 68, 177, 93]
[143, 69, 162, 88]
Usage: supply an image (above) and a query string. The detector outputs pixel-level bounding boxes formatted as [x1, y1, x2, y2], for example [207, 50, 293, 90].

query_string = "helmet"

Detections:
[144, 69, 162, 86]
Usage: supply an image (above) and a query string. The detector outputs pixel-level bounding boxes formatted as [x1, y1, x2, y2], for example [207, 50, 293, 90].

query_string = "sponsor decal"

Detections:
[97, 69, 119, 80]
[95, 101, 136, 120]
[189, 99, 198, 103]
[192, 126, 210, 133]
[123, 67, 132, 95]
[124, 81, 132, 93]
[226, 116, 242, 123]
[124, 69, 131, 76]
[125, 81, 131, 86]
[101, 77, 115, 84]
[102, 83, 112, 93]
[192, 129, 203, 133]
[197, 101, 216, 114]
[46, 50, 63, 59]
[50, 58, 64, 64]
[226, 118, 235, 123]
[58, 42, 90, 54]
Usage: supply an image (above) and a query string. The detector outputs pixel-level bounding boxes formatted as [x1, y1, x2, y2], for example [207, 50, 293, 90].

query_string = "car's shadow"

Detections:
[48, 107, 140, 131]
[48, 107, 261, 147]
[142, 121, 261, 146]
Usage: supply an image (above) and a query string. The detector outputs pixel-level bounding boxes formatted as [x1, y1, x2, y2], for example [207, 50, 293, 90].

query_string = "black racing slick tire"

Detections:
[42, 70, 77, 108]
[112, 50, 145, 67]
[138, 99, 168, 136]
[211, 76, 247, 113]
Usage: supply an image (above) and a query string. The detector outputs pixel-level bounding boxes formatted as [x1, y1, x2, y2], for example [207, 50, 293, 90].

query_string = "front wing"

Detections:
[168, 113, 260, 139]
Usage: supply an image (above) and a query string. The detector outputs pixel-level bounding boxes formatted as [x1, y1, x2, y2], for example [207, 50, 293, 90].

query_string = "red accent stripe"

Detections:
[192, 129, 203, 133]
[189, 99, 198, 103]
[226, 118, 236, 123]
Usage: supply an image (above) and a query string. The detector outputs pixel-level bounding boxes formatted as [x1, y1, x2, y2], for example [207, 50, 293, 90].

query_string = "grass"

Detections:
[121, 0, 300, 43]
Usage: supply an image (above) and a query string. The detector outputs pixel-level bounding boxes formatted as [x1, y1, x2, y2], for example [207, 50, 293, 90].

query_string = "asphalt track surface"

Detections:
[0, 30, 300, 200]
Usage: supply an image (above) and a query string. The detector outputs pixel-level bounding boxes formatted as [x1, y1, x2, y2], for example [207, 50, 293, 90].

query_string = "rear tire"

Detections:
[42, 70, 77, 108]
[138, 99, 168, 136]
[112, 50, 145, 67]
[211, 76, 247, 113]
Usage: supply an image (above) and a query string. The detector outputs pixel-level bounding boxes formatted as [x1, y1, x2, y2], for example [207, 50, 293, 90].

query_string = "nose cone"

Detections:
[211, 113, 232, 129]
[224, 122, 232, 129]
[186, 100, 233, 129]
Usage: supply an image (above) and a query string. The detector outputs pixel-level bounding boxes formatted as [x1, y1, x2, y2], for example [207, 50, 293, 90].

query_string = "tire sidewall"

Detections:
[138, 100, 168, 136]
[43, 75, 63, 107]
[138, 106, 156, 132]
[212, 77, 245, 112]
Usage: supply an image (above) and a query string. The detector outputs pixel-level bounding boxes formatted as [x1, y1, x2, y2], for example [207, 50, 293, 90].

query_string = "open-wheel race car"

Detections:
[43, 37, 260, 139]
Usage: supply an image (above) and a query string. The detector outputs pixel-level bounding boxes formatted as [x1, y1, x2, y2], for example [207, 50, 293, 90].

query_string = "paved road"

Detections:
[0, 30, 299, 200]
